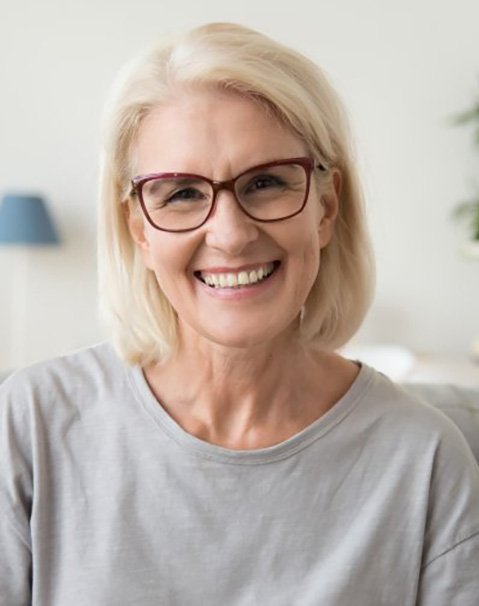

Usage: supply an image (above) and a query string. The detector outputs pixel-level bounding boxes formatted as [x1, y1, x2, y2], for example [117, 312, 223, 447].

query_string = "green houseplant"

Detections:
[452, 90, 479, 251]
[453, 87, 479, 357]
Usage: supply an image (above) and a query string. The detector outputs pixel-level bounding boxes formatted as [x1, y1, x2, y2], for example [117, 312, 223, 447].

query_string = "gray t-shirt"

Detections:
[1, 343, 478, 605]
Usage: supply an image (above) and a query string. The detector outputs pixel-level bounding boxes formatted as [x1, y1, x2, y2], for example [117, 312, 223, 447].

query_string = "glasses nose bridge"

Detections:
[211, 176, 237, 199]
[210, 176, 243, 213]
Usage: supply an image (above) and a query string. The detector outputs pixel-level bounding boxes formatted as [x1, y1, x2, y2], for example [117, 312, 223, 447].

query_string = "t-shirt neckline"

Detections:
[128, 361, 374, 465]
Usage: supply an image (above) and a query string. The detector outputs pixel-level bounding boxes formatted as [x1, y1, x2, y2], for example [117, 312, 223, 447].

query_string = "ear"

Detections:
[124, 202, 155, 270]
[317, 169, 341, 248]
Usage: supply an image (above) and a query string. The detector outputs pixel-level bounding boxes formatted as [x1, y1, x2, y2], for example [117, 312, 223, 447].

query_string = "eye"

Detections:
[241, 174, 287, 198]
[142, 177, 212, 209]
[248, 174, 285, 191]
[166, 187, 207, 203]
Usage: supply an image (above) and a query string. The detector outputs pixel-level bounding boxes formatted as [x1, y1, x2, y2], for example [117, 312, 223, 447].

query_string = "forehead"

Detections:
[133, 88, 307, 177]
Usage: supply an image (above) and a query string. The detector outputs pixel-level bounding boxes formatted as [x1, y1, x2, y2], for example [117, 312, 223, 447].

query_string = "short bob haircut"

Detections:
[98, 22, 374, 365]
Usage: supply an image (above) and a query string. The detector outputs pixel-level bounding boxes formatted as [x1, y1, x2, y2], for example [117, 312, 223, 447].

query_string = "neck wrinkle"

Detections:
[145, 335, 327, 446]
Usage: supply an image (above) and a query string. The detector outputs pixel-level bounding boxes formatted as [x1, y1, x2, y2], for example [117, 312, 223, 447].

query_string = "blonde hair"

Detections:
[98, 22, 375, 365]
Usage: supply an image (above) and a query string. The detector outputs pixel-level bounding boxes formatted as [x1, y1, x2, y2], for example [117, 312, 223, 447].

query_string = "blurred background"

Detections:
[1, 0, 478, 376]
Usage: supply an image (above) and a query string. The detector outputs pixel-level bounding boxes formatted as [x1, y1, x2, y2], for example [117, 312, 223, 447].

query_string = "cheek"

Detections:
[301, 202, 322, 257]
[288, 225, 321, 302]
[145, 232, 197, 293]
[301, 232, 321, 284]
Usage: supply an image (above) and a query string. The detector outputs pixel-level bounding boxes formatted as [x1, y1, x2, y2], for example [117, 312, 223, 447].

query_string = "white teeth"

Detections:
[238, 271, 249, 285]
[249, 270, 258, 284]
[227, 273, 237, 287]
[200, 263, 275, 289]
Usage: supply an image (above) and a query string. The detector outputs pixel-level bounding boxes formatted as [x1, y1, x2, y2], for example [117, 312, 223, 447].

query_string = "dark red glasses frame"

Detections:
[130, 156, 326, 233]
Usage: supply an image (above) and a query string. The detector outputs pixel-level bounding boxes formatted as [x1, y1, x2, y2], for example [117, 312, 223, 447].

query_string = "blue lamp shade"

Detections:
[0, 194, 60, 245]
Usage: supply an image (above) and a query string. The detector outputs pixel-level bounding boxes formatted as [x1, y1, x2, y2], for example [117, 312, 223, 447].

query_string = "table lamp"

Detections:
[0, 193, 60, 368]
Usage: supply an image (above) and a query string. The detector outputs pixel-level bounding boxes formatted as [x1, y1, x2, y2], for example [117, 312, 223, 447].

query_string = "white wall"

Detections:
[1, 0, 478, 369]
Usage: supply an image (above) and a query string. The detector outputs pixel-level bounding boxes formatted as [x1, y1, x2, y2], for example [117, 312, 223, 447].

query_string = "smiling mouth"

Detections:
[195, 261, 280, 289]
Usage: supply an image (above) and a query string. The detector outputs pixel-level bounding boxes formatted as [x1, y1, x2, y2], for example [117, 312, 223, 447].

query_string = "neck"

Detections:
[144, 330, 358, 449]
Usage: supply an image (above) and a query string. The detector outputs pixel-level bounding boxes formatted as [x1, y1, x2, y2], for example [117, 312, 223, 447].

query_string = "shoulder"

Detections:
[349, 366, 479, 470]
[1, 341, 123, 390]
[356, 367, 479, 555]
[401, 382, 479, 463]
[0, 342, 139, 490]
[0, 342, 130, 422]
[350, 365, 457, 434]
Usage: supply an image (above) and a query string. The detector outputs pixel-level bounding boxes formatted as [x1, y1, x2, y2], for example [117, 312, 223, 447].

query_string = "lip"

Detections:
[194, 261, 281, 300]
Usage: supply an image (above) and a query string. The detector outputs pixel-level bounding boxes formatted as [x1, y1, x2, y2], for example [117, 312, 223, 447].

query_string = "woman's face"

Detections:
[128, 88, 338, 351]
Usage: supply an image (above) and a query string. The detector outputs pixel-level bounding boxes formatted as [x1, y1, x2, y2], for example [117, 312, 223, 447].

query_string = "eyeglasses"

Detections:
[130, 157, 325, 233]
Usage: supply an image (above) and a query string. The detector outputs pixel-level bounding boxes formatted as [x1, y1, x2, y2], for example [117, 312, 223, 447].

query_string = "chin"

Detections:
[190, 314, 299, 351]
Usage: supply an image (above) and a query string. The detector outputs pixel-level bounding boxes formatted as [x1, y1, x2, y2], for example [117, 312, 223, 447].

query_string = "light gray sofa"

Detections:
[0, 371, 10, 384]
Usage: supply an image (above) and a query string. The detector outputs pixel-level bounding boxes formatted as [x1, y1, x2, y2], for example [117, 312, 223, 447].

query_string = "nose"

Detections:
[204, 189, 259, 255]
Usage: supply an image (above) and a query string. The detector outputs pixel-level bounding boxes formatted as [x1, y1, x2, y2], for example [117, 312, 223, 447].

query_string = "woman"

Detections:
[1, 23, 478, 605]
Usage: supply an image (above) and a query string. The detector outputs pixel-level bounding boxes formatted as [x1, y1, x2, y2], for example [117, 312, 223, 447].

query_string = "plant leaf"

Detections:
[453, 106, 479, 125]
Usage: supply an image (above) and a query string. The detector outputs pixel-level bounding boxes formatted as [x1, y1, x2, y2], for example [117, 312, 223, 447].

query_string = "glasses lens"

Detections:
[235, 162, 308, 221]
[141, 176, 213, 231]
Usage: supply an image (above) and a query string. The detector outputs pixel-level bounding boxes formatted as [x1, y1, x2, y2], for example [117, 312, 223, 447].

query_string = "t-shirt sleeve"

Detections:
[418, 533, 479, 605]
[0, 377, 33, 605]
[416, 411, 479, 605]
